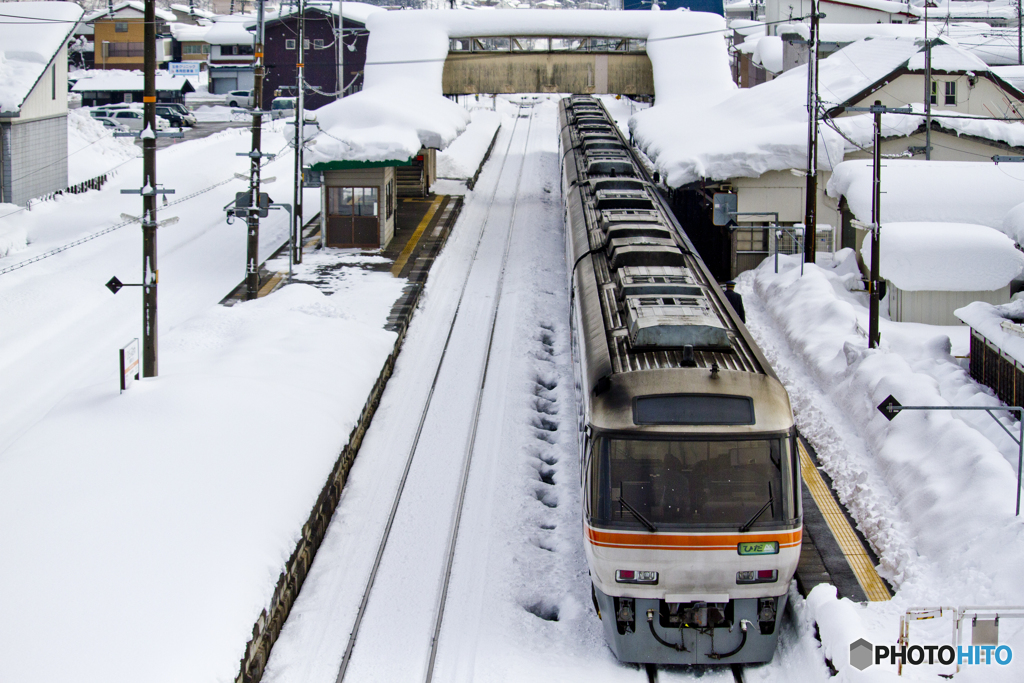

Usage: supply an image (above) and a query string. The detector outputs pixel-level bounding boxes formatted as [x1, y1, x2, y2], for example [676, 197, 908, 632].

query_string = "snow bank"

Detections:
[436, 109, 501, 180]
[0, 2, 83, 113]
[67, 109, 141, 185]
[72, 73, 195, 93]
[744, 254, 1024, 678]
[827, 160, 1024, 236]
[0, 281, 400, 683]
[957, 298, 1024, 366]
[861, 222, 1024, 291]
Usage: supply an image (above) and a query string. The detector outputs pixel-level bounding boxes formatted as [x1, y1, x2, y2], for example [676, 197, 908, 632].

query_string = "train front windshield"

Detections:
[590, 436, 795, 529]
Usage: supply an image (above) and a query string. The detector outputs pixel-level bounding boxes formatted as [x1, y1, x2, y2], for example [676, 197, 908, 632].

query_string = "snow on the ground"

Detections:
[0, 112, 409, 681]
[67, 109, 141, 185]
[193, 104, 251, 123]
[739, 251, 1024, 680]
[437, 108, 501, 180]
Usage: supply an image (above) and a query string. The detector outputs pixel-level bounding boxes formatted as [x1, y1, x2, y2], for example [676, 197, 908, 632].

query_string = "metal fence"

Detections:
[970, 329, 1024, 409]
[34, 171, 115, 204]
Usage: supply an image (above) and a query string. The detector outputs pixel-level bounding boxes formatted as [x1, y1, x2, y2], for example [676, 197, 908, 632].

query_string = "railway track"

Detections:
[334, 103, 537, 683]
[643, 663, 745, 683]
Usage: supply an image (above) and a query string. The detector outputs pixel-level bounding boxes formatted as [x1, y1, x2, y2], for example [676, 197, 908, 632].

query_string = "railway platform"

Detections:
[795, 434, 893, 603]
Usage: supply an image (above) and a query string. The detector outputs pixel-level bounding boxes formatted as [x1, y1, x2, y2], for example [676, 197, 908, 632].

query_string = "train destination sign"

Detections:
[120, 338, 139, 393]
[737, 541, 780, 556]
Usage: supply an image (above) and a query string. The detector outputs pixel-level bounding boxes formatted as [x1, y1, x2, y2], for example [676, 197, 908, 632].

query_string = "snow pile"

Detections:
[0, 205, 28, 258]
[827, 159, 1024, 236]
[957, 298, 1024, 366]
[0, 2, 82, 113]
[752, 35, 783, 73]
[630, 36, 923, 186]
[67, 109, 141, 185]
[436, 109, 501, 179]
[0, 280, 402, 683]
[307, 9, 733, 165]
[861, 222, 1024, 291]
[742, 253, 1024, 678]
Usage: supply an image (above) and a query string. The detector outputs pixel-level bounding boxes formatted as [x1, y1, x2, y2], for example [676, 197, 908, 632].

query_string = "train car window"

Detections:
[589, 436, 790, 528]
[634, 395, 754, 425]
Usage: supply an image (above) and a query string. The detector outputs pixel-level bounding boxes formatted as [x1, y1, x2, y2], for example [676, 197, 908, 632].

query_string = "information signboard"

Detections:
[168, 62, 201, 77]
[120, 338, 140, 392]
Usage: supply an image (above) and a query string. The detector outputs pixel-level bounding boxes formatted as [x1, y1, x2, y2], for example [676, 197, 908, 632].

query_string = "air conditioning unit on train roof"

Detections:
[600, 209, 662, 230]
[594, 189, 655, 211]
[624, 294, 732, 350]
[603, 225, 674, 247]
[615, 265, 704, 300]
[608, 243, 687, 270]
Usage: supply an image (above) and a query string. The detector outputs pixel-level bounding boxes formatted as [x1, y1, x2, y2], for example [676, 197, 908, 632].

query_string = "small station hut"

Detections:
[863, 222, 1024, 326]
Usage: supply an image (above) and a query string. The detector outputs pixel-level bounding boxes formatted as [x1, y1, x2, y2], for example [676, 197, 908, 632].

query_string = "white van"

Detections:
[96, 108, 170, 131]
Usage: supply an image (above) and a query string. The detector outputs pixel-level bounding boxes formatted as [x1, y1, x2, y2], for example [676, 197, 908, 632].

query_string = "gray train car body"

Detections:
[560, 96, 802, 665]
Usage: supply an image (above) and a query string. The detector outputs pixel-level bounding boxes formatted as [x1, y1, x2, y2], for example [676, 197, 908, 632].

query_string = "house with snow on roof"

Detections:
[205, 15, 256, 94]
[861, 222, 1024, 325]
[1, 2, 83, 206]
[72, 73, 196, 107]
[633, 36, 1024, 279]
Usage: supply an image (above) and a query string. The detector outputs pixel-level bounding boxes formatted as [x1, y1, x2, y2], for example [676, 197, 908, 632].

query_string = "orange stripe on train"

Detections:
[586, 526, 802, 551]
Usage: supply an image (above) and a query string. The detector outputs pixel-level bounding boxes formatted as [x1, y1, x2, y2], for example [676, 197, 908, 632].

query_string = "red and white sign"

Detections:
[120, 339, 139, 392]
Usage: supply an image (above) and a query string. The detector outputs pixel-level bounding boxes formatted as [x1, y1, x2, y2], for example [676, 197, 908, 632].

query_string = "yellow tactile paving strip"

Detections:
[798, 440, 892, 602]
[257, 272, 284, 298]
[391, 196, 443, 277]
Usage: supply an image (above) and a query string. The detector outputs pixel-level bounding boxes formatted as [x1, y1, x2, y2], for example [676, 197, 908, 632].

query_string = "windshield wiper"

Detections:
[618, 496, 658, 532]
[739, 482, 774, 533]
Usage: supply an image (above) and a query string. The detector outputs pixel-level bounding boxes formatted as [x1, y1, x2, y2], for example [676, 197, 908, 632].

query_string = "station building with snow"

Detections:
[0, 2, 82, 206]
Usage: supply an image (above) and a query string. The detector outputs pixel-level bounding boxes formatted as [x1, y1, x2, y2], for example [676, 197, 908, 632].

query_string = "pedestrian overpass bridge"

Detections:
[442, 36, 654, 96]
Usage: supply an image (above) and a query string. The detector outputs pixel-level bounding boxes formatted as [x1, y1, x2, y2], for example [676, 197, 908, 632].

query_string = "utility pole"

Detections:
[1018, 0, 1022, 65]
[293, 0, 306, 265]
[803, 0, 820, 264]
[924, 1, 932, 160]
[142, 0, 158, 376]
[337, 0, 345, 99]
[869, 100, 882, 349]
[245, 0, 267, 300]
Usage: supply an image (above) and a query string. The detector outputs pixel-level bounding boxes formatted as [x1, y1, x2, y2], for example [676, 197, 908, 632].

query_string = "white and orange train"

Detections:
[560, 95, 802, 665]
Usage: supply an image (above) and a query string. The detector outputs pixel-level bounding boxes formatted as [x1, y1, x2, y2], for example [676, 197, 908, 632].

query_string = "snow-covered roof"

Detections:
[169, 22, 210, 42]
[631, 36, 922, 186]
[0, 2, 83, 114]
[824, 0, 920, 16]
[83, 2, 177, 23]
[72, 73, 196, 93]
[956, 299, 1024, 365]
[169, 3, 216, 20]
[828, 160, 1024, 239]
[776, 22, 927, 43]
[309, 9, 733, 166]
[860, 222, 1024, 291]
[204, 17, 254, 45]
[914, 0, 1018, 21]
[906, 42, 990, 71]
[254, 1, 384, 27]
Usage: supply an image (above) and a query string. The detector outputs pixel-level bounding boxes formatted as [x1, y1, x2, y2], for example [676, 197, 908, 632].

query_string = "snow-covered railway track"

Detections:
[334, 104, 537, 683]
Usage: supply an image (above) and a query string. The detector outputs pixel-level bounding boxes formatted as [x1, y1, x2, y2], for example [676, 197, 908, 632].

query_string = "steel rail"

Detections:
[334, 104, 533, 683]
[423, 106, 536, 683]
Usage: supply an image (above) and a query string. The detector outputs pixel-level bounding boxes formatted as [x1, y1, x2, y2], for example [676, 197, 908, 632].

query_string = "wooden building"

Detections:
[84, 1, 175, 70]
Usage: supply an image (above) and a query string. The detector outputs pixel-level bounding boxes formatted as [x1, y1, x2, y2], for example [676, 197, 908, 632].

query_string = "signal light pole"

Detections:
[803, 0, 820, 265]
[142, 0, 158, 376]
[245, 0, 267, 300]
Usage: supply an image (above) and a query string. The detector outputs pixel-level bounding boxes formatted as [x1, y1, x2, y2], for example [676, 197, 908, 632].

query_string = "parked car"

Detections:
[226, 90, 253, 108]
[270, 96, 296, 120]
[94, 108, 170, 132]
[155, 104, 197, 127]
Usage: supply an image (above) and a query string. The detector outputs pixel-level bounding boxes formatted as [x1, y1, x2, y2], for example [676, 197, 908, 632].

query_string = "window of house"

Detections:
[945, 81, 957, 106]
[303, 39, 310, 50]
[314, 39, 324, 49]
[115, 21, 129, 32]
[286, 38, 296, 50]
[238, 45, 254, 55]
[203, 44, 210, 54]
[735, 228, 768, 253]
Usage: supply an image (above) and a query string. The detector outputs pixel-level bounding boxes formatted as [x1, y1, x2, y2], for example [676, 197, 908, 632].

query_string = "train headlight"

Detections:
[615, 569, 659, 584]
[736, 569, 778, 584]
